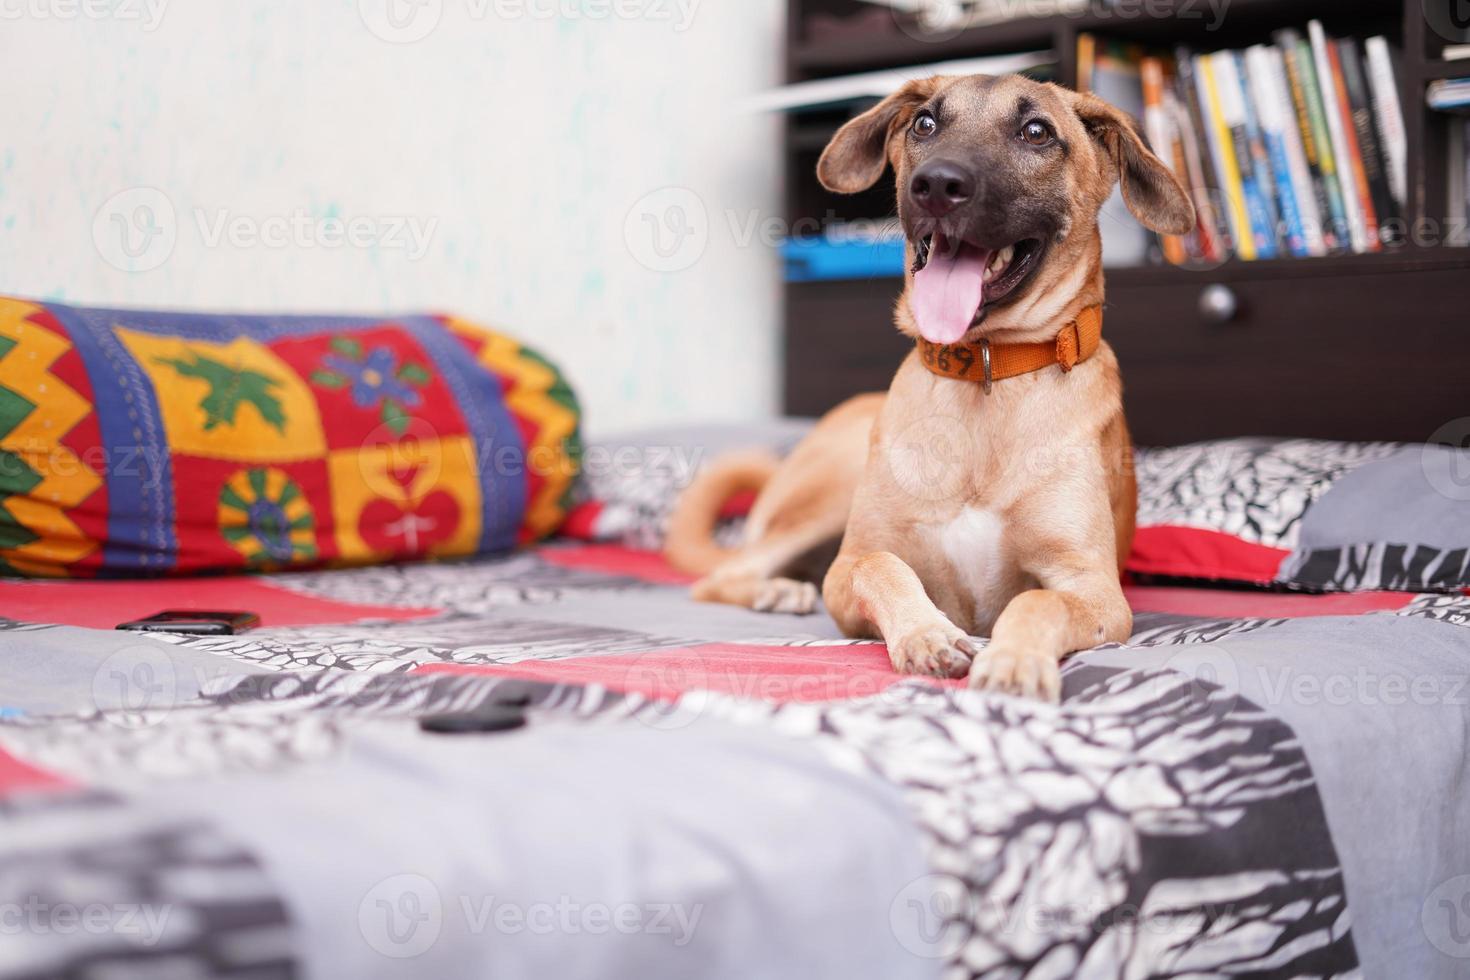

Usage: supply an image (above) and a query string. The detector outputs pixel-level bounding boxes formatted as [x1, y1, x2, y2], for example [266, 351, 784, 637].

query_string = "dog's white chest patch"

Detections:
[936, 507, 1009, 604]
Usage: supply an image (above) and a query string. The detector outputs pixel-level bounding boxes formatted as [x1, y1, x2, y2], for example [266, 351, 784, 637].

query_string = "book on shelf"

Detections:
[1451, 120, 1470, 231]
[1172, 50, 1229, 261]
[1194, 48, 1255, 260]
[1278, 27, 1352, 253]
[779, 219, 905, 283]
[1247, 44, 1324, 256]
[1310, 21, 1375, 253]
[1338, 38, 1401, 243]
[1428, 77, 1470, 112]
[1076, 31, 1096, 93]
[1213, 50, 1284, 258]
[1083, 38, 1154, 266]
[1140, 56, 1188, 264]
[1082, 21, 1408, 265]
[1365, 37, 1408, 209]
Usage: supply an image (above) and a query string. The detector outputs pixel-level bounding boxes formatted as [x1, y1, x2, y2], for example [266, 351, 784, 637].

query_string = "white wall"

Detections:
[0, 0, 786, 437]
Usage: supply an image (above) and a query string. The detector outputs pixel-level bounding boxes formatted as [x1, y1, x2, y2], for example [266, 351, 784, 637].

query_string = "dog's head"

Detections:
[818, 73, 1194, 344]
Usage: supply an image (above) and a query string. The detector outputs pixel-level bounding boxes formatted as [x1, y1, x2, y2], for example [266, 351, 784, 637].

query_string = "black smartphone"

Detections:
[116, 610, 261, 635]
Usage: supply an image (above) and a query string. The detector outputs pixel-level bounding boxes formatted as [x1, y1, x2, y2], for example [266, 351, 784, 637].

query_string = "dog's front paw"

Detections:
[968, 646, 1061, 702]
[752, 579, 819, 615]
[889, 625, 977, 679]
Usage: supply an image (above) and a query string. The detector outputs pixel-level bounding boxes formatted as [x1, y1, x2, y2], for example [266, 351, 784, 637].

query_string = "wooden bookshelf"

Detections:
[782, 0, 1470, 445]
[1420, 58, 1470, 82]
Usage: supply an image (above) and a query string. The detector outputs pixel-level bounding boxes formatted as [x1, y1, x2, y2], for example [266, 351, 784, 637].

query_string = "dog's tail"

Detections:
[663, 449, 780, 576]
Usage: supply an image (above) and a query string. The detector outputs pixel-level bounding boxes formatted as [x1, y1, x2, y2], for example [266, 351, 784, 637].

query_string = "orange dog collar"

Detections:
[915, 305, 1104, 393]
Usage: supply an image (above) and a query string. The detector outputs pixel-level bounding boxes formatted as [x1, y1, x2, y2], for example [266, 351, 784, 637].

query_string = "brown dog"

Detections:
[666, 74, 1194, 700]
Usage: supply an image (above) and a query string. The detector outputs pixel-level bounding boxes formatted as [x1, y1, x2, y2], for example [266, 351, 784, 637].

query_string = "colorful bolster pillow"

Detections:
[0, 296, 581, 577]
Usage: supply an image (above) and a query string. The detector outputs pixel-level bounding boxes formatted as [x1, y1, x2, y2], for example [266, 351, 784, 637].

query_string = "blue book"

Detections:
[1276, 29, 1351, 253]
[780, 236, 905, 282]
[1244, 47, 1312, 256]
[1210, 53, 1279, 259]
[1228, 52, 1286, 258]
[1428, 78, 1470, 111]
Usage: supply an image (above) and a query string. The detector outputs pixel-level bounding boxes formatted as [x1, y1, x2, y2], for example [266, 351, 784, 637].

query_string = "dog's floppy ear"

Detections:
[1068, 90, 1196, 236]
[817, 77, 942, 194]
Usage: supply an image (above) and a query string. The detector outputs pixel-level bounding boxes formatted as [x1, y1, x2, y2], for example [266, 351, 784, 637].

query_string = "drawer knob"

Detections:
[1199, 284, 1238, 323]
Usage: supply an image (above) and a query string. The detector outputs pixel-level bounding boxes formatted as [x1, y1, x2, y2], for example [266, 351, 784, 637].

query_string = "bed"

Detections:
[1, 298, 1467, 979]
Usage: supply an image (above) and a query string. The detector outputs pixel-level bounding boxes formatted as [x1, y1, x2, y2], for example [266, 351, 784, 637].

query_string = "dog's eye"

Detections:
[1020, 120, 1053, 146]
[912, 111, 937, 139]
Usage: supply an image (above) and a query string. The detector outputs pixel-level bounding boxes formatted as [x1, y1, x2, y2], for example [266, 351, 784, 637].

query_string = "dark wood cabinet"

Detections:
[1105, 261, 1470, 444]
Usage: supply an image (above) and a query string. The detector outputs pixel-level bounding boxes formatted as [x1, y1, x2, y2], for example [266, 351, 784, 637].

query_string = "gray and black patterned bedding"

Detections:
[2, 532, 1469, 979]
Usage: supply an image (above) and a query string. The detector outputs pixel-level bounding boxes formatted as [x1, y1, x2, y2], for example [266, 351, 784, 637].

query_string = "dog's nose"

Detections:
[909, 161, 975, 217]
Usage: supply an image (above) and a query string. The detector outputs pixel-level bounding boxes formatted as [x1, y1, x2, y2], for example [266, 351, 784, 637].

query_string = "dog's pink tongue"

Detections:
[911, 242, 987, 344]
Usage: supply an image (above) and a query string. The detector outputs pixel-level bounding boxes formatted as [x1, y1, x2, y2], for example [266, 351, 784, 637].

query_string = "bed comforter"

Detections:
[2, 542, 1468, 979]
